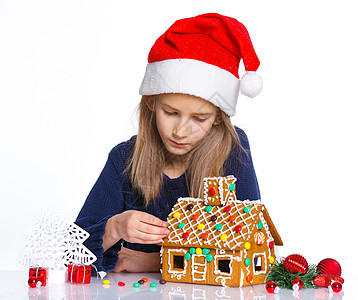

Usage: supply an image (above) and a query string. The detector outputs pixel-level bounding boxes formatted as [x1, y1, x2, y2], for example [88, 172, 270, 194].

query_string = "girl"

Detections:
[76, 13, 263, 273]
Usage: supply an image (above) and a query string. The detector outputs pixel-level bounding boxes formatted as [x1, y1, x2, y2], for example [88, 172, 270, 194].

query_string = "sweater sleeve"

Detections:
[75, 145, 127, 272]
[226, 127, 261, 201]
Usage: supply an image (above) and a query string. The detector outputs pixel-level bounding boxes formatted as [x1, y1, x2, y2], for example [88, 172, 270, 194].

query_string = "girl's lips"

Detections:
[170, 140, 188, 147]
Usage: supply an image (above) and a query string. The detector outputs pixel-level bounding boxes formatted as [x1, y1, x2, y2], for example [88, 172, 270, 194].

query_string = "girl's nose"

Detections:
[173, 120, 190, 139]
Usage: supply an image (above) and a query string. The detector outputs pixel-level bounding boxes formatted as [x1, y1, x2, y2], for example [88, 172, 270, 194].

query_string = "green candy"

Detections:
[178, 222, 185, 229]
[244, 206, 251, 213]
[205, 205, 213, 212]
[206, 254, 213, 262]
[133, 282, 140, 288]
[245, 258, 251, 266]
[202, 248, 210, 255]
[229, 183, 235, 191]
[189, 247, 196, 254]
[184, 253, 191, 260]
[215, 224, 223, 231]
[150, 282, 157, 287]
[257, 222, 263, 230]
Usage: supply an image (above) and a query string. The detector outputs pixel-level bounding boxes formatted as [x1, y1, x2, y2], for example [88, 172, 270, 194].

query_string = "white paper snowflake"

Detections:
[19, 207, 97, 270]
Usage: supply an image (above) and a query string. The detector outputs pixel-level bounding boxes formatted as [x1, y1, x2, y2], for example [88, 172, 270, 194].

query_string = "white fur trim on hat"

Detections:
[139, 59, 240, 116]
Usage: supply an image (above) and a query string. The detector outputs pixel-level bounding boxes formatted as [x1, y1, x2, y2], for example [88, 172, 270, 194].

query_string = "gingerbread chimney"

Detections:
[203, 176, 237, 206]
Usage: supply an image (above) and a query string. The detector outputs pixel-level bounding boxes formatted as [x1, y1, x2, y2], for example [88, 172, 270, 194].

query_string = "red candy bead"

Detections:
[229, 215, 236, 222]
[224, 205, 232, 212]
[209, 188, 216, 195]
[118, 281, 125, 286]
[234, 225, 242, 232]
[202, 232, 209, 239]
[269, 241, 274, 249]
[192, 214, 199, 220]
[182, 232, 189, 239]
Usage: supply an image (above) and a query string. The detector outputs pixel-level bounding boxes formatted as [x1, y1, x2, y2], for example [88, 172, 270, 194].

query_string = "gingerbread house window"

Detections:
[218, 259, 231, 273]
[173, 255, 184, 270]
[253, 253, 266, 274]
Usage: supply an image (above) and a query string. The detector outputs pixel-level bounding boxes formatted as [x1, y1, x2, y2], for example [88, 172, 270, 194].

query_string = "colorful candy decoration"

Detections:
[186, 204, 194, 210]
[182, 232, 189, 239]
[254, 232, 265, 245]
[184, 253, 191, 260]
[224, 205, 232, 212]
[202, 232, 209, 239]
[205, 205, 213, 212]
[118, 281, 125, 286]
[228, 215, 236, 222]
[229, 183, 235, 191]
[173, 212, 180, 218]
[243, 206, 251, 213]
[317, 258, 342, 276]
[246, 274, 253, 283]
[244, 242, 251, 250]
[257, 222, 263, 230]
[206, 254, 213, 262]
[150, 282, 158, 287]
[269, 241, 274, 249]
[292, 278, 303, 291]
[191, 214, 199, 220]
[210, 215, 217, 222]
[283, 254, 309, 274]
[220, 234, 227, 241]
[234, 225, 242, 232]
[197, 223, 204, 230]
[178, 222, 185, 229]
[209, 188, 216, 195]
[215, 224, 223, 230]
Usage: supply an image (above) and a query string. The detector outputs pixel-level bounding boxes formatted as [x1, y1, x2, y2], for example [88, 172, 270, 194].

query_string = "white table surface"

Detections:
[0, 270, 349, 300]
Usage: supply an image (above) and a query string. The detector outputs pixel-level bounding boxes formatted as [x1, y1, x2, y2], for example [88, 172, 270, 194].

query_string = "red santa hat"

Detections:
[139, 13, 262, 116]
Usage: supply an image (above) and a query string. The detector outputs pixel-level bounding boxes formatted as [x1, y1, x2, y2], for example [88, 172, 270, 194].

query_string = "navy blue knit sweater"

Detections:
[75, 127, 260, 272]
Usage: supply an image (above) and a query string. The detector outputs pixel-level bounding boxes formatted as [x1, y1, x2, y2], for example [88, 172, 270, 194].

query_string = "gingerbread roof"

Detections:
[159, 198, 283, 251]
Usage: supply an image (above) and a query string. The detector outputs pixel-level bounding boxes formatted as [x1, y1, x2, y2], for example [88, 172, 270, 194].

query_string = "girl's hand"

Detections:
[103, 210, 169, 252]
[113, 247, 161, 273]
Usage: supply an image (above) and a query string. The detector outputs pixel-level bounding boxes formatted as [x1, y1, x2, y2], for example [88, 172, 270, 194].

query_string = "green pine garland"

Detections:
[267, 257, 319, 289]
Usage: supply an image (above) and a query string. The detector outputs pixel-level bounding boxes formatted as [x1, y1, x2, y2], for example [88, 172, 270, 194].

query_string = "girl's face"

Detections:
[151, 93, 221, 157]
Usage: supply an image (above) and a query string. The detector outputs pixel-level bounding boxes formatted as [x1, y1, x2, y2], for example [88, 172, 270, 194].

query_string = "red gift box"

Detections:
[29, 267, 48, 287]
[67, 264, 91, 284]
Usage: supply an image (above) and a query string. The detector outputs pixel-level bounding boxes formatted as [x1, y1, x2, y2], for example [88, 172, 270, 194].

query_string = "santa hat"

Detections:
[139, 13, 262, 116]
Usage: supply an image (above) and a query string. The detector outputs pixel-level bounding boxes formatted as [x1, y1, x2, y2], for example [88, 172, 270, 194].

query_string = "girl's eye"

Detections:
[194, 116, 206, 122]
[164, 110, 177, 116]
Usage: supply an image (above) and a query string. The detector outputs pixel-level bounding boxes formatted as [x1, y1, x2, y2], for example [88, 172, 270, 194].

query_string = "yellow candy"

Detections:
[197, 223, 204, 230]
[220, 234, 228, 241]
[269, 256, 275, 264]
[103, 280, 110, 284]
[245, 242, 251, 250]
[173, 212, 180, 218]
[195, 248, 203, 255]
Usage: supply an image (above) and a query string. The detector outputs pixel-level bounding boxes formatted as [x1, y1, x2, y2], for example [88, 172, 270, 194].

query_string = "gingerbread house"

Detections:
[158, 176, 283, 287]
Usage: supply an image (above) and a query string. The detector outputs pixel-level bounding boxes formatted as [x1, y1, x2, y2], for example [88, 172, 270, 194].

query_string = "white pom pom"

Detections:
[239, 71, 263, 98]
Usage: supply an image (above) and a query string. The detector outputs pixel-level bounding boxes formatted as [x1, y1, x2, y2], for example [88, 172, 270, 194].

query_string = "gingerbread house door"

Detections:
[192, 255, 207, 282]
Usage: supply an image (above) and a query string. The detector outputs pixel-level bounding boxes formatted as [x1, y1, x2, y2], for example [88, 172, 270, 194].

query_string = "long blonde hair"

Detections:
[126, 95, 244, 206]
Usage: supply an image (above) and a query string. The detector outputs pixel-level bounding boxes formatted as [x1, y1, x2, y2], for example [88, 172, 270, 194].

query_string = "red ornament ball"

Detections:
[118, 281, 125, 286]
[266, 281, 278, 294]
[317, 258, 341, 276]
[269, 241, 274, 249]
[292, 278, 304, 291]
[283, 254, 309, 274]
[28, 277, 38, 288]
[330, 281, 342, 293]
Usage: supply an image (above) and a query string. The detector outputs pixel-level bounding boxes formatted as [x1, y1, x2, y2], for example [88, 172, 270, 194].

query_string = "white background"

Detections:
[0, 0, 356, 292]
